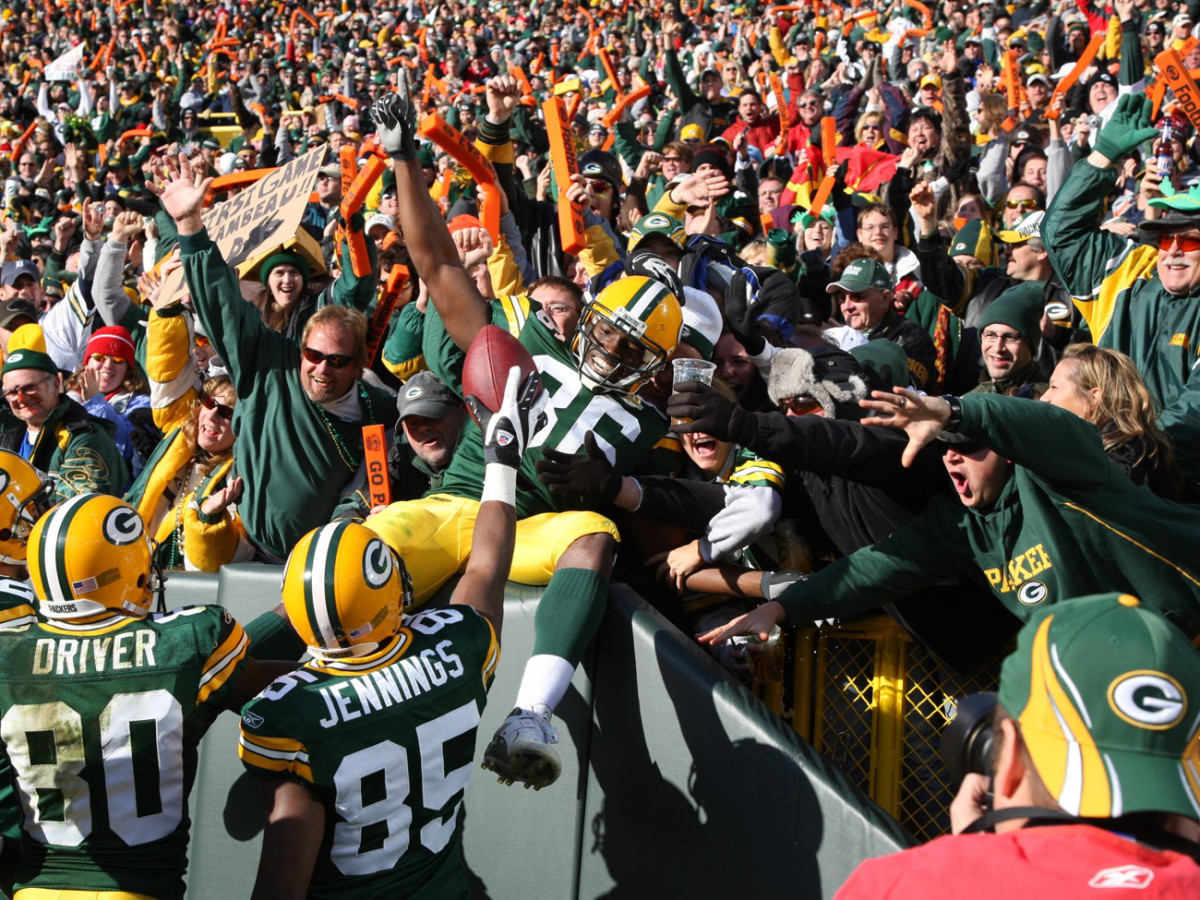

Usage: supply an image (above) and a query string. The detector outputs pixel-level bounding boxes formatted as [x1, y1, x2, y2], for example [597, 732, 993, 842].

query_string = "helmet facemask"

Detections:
[573, 302, 671, 395]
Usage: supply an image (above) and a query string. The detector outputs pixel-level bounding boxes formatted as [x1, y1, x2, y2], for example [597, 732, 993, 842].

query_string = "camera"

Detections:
[940, 691, 998, 787]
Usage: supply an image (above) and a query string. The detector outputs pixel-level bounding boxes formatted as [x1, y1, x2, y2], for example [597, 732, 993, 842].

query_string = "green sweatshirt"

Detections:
[1043, 159, 1200, 483]
[179, 229, 396, 560]
[776, 394, 1200, 639]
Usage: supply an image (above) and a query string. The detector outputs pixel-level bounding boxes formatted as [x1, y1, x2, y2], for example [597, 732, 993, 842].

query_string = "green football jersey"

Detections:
[239, 606, 499, 900]
[0, 578, 39, 860]
[0, 604, 251, 900]
[427, 294, 681, 519]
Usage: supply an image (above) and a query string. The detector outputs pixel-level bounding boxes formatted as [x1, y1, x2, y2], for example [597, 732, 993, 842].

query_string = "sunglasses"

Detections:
[799, 100, 820, 109]
[586, 180, 613, 195]
[201, 395, 234, 420]
[1005, 199, 1039, 210]
[90, 354, 127, 365]
[1158, 233, 1200, 252]
[780, 396, 823, 416]
[194, 334, 210, 348]
[302, 346, 355, 369]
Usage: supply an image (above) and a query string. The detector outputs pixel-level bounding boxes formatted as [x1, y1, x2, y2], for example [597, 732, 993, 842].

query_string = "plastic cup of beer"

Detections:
[671, 358, 717, 425]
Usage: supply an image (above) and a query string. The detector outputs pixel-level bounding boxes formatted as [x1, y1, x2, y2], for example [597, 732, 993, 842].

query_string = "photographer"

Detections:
[835, 592, 1200, 896]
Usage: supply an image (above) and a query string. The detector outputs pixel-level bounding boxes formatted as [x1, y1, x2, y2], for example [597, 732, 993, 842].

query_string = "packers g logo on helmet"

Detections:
[0, 450, 55, 564]
[29, 494, 155, 622]
[282, 522, 414, 661]
[628, 213, 687, 253]
[573, 275, 683, 395]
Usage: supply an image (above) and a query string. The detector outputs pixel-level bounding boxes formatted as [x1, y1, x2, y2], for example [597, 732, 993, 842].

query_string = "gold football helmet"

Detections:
[0, 450, 55, 564]
[282, 521, 413, 661]
[28, 494, 155, 622]
[573, 275, 683, 394]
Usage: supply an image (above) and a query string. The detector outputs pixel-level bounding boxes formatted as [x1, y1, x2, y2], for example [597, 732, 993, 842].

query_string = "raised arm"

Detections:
[371, 74, 489, 353]
[453, 367, 548, 636]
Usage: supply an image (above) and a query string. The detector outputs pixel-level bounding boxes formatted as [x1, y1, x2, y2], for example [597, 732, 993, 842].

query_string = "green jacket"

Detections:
[179, 229, 397, 560]
[1043, 159, 1200, 483]
[776, 394, 1200, 639]
[0, 398, 128, 502]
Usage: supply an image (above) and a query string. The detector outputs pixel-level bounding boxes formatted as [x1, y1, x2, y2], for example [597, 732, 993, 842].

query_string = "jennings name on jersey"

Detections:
[239, 606, 499, 900]
[0, 604, 250, 900]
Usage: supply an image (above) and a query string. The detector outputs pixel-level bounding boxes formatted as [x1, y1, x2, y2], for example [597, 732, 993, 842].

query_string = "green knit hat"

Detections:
[979, 281, 1045, 350]
[2, 324, 58, 378]
[259, 249, 310, 288]
[999, 592, 1200, 819]
[949, 218, 998, 267]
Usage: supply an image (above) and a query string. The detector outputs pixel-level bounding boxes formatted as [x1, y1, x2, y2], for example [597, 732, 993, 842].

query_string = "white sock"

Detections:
[513, 654, 576, 716]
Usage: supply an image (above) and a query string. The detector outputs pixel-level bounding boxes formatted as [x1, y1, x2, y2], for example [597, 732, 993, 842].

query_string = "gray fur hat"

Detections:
[767, 345, 870, 417]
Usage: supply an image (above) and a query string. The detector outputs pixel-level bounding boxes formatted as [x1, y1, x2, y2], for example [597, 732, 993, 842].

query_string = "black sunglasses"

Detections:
[302, 346, 355, 369]
[201, 395, 234, 420]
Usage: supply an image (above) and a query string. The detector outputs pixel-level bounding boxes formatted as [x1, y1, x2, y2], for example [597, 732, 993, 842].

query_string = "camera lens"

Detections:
[940, 691, 998, 786]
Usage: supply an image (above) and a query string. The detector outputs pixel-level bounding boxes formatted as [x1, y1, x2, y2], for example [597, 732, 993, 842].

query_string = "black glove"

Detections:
[535, 431, 622, 503]
[626, 247, 685, 302]
[127, 407, 163, 460]
[369, 70, 418, 161]
[666, 381, 754, 445]
[464, 368, 546, 470]
[724, 266, 765, 355]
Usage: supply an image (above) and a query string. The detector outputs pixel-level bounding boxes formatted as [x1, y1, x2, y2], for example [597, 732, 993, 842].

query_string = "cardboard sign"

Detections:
[159, 149, 327, 306]
[45, 44, 85, 82]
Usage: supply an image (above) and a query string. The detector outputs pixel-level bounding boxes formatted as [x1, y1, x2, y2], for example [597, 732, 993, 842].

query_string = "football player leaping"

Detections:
[367, 75, 684, 791]
[239, 366, 543, 899]
[0, 493, 287, 900]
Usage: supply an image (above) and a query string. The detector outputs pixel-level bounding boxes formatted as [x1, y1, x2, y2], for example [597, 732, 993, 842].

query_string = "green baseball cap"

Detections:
[628, 213, 687, 253]
[825, 257, 892, 294]
[998, 592, 1200, 820]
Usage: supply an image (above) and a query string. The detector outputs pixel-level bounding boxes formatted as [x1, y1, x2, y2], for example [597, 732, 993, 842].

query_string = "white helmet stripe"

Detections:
[624, 279, 665, 324]
[308, 524, 341, 649]
[38, 494, 92, 606]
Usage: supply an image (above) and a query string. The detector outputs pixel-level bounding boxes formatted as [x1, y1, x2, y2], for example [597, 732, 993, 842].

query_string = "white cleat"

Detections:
[481, 705, 561, 790]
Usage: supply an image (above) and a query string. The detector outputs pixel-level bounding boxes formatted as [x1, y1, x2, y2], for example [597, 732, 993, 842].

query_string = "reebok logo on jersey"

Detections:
[1087, 865, 1154, 888]
[242, 711, 265, 728]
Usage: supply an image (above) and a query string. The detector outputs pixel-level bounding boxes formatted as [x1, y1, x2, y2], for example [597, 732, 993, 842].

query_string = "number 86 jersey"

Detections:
[238, 607, 499, 900]
[0, 604, 251, 900]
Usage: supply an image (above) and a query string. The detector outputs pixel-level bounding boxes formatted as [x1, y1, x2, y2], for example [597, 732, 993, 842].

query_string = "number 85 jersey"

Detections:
[0, 604, 251, 900]
[238, 607, 499, 900]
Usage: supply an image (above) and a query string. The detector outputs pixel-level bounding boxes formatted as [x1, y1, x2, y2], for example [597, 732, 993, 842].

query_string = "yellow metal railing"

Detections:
[756, 614, 1003, 841]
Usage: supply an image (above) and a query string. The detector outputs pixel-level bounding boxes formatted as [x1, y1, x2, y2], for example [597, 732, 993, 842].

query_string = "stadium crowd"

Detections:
[0, 0, 1195, 895]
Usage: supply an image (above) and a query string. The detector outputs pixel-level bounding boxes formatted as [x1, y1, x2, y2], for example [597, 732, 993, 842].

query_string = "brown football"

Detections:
[462, 325, 540, 424]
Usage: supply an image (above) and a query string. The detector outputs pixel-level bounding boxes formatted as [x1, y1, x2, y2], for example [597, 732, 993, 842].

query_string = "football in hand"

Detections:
[462, 325, 541, 425]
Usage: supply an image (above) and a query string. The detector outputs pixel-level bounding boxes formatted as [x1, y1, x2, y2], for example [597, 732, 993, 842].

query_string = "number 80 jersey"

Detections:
[0, 604, 251, 900]
[239, 607, 499, 900]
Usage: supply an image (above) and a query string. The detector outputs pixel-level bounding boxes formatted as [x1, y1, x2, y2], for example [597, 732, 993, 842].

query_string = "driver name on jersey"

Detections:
[0, 604, 250, 900]
[423, 294, 681, 519]
[238, 606, 499, 900]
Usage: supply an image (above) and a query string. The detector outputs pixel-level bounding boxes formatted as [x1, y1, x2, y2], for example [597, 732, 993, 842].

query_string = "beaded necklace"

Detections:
[310, 382, 376, 471]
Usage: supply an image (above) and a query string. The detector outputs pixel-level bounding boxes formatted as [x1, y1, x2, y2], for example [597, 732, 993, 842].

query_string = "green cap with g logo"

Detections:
[998, 592, 1200, 820]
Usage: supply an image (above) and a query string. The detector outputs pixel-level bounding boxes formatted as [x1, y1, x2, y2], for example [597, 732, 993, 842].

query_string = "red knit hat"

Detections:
[86, 326, 135, 361]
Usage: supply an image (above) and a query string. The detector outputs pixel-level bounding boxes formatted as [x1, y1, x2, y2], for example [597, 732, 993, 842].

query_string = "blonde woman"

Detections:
[1041, 344, 1184, 499]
